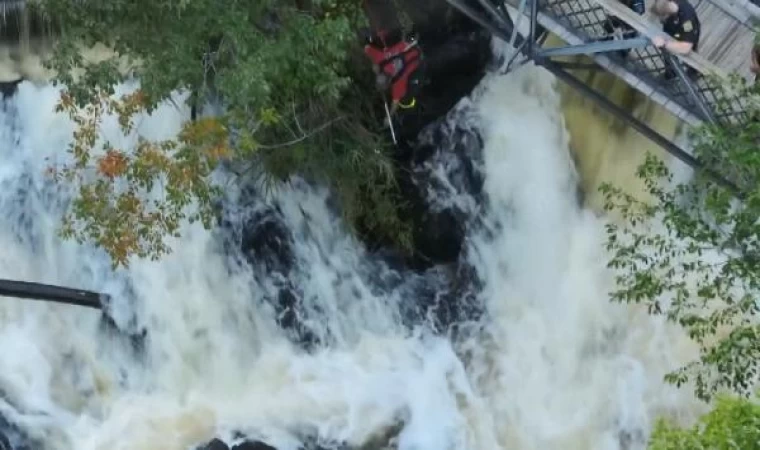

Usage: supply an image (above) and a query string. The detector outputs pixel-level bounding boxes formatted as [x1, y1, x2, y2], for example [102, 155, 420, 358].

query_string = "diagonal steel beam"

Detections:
[661, 51, 717, 124]
[539, 59, 741, 196]
[445, 0, 512, 41]
[536, 37, 650, 58]
[476, 0, 511, 30]
[510, 0, 529, 48]
[549, 60, 605, 71]
[528, 0, 539, 58]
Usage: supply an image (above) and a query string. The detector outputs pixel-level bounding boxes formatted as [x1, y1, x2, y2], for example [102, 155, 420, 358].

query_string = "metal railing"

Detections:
[540, 0, 751, 125]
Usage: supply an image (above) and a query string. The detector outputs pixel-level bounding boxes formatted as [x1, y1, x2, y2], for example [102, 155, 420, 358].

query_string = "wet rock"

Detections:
[394, 35, 491, 143]
[198, 438, 230, 450]
[98, 282, 149, 356]
[240, 208, 295, 277]
[275, 288, 320, 349]
[98, 312, 148, 355]
[397, 260, 483, 334]
[351, 0, 489, 269]
[197, 437, 343, 450]
[392, 110, 485, 270]
[197, 436, 364, 450]
[0, 80, 22, 99]
[617, 427, 646, 450]
[197, 438, 278, 450]
[225, 123, 486, 344]
[389, 0, 492, 145]
[222, 203, 322, 349]
[221, 3, 492, 348]
[0, 412, 35, 450]
[233, 441, 278, 450]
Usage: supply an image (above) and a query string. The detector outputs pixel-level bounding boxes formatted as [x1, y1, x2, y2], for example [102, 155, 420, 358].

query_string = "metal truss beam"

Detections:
[539, 59, 740, 195]
[536, 37, 650, 58]
[476, 0, 511, 29]
[446, 0, 511, 41]
[528, 0, 539, 57]
[661, 52, 717, 124]
[548, 60, 605, 71]
[444, 0, 741, 197]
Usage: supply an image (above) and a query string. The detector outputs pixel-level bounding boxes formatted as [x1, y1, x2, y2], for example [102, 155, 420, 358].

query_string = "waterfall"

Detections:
[0, 56, 707, 449]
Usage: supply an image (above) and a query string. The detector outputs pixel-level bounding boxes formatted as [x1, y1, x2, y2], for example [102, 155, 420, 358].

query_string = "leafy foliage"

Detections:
[40, 0, 411, 265]
[601, 76, 760, 401]
[52, 89, 227, 267]
[648, 393, 760, 449]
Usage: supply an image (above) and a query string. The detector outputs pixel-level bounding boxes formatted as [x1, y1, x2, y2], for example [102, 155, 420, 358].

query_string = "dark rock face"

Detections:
[0, 80, 22, 99]
[220, 2, 492, 350]
[224, 116, 487, 348]
[197, 437, 346, 450]
[197, 419, 405, 450]
[240, 206, 321, 348]
[365, 0, 490, 269]
[399, 114, 485, 268]
[392, 10, 492, 145]
[240, 208, 295, 277]
[198, 438, 278, 450]
[0, 409, 37, 450]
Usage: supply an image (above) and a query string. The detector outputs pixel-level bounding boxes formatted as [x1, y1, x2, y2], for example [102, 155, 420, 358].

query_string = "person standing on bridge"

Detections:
[601, 0, 646, 58]
[651, 0, 701, 55]
[603, 0, 646, 39]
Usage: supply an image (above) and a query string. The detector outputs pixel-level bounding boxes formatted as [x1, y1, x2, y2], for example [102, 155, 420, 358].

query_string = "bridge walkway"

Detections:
[450, 0, 759, 127]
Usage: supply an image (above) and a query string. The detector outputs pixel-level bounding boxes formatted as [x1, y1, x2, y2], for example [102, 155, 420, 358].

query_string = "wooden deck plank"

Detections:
[695, 0, 760, 24]
[689, 0, 756, 76]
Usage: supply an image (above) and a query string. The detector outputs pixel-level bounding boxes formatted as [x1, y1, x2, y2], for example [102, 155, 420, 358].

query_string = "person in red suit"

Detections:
[361, 0, 424, 113]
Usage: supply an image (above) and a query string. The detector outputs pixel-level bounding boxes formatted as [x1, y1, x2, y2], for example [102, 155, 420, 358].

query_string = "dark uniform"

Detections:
[660, 0, 701, 79]
[662, 0, 701, 51]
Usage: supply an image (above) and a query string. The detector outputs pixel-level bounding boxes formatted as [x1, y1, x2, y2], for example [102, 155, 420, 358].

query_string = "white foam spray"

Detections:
[0, 64, 706, 450]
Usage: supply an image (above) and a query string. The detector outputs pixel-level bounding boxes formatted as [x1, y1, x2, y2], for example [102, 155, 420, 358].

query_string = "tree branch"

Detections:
[258, 115, 345, 149]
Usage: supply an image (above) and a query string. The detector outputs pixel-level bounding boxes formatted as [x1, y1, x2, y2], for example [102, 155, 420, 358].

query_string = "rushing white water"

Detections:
[0, 65, 706, 450]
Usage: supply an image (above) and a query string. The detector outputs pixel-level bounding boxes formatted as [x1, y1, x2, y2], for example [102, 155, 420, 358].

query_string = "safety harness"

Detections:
[363, 32, 422, 109]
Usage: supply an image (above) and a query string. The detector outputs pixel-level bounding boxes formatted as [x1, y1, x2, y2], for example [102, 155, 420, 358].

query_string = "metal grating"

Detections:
[541, 0, 750, 125]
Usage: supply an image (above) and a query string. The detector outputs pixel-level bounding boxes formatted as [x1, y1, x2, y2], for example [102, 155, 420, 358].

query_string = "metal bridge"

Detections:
[447, 0, 759, 189]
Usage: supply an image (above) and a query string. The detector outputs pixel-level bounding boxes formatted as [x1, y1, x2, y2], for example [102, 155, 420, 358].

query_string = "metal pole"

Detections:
[510, 0, 529, 48]
[528, 0, 539, 59]
[661, 52, 717, 124]
[493, 0, 514, 23]
[0, 279, 106, 309]
[383, 101, 397, 145]
[445, 0, 512, 41]
[504, 38, 530, 72]
[536, 37, 650, 58]
[476, 0, 511, 30]
[551, 60, 605, 71]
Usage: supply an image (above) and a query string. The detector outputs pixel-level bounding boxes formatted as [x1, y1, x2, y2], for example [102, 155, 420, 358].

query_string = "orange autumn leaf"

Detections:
[205, 144, 230, 160]
[180, 118, 227, 145]
[97, 149, 129, 179]
[56, 92, 75, 113]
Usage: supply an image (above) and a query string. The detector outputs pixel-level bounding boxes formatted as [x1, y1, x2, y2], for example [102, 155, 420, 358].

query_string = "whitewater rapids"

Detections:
[0, 65, 705, 450]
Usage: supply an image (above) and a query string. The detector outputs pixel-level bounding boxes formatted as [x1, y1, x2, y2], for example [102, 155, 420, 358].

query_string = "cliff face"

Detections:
[383, 0, 493, 143]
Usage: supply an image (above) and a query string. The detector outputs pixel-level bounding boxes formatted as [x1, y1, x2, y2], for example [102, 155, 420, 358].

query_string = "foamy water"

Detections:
[0, 64, 705, 450]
